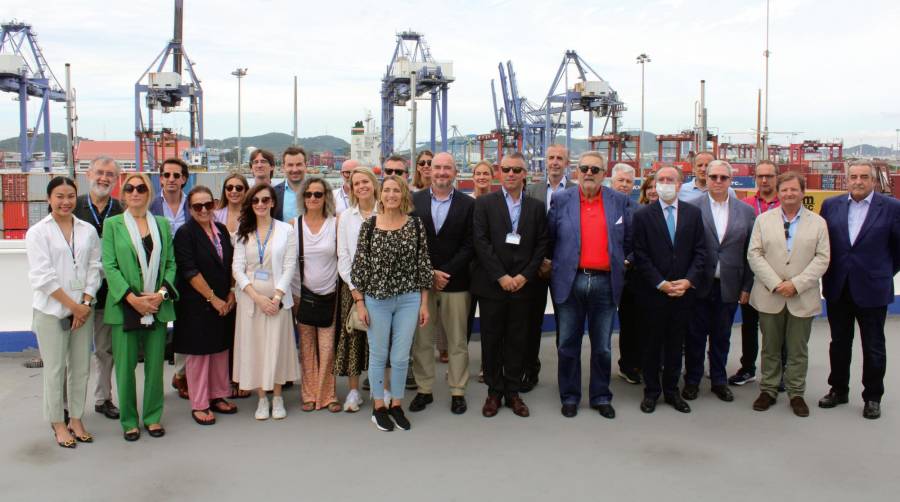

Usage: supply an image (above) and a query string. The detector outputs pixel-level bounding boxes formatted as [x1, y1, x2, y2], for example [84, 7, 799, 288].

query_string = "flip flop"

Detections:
[192, 409, 216, 426]
[210, 398, 238, 414]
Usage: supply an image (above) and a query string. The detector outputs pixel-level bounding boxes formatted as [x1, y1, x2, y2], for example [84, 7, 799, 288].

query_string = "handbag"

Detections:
[295, 217, 337, 328]
[346, 303, 368, 332]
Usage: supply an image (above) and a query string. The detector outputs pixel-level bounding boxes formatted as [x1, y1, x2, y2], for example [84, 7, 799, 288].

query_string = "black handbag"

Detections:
[295, 217, 337, 328]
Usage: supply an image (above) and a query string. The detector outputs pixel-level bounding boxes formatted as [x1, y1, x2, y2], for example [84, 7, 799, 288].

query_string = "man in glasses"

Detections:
[819, 160, 900, 419]
[74, 156, 124, 420]
[382, 154, 409, 180]
[472, 152, 549, 418]
[273, 146, 307, 221]
[248, 149, 276, 187]
[546, 152, 631, 419]
[730, 160, 781, 386]
[683, 160, 756, 404]
[747, 172, 829, 417]
[679, 151, 737, 203]
[333, 159, 359, 214]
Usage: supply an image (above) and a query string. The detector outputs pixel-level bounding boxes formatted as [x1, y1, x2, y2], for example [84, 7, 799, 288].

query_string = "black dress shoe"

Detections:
[640, 397, 657, 413]
[711, 385, 734, 402]
[95, 400, 120, 419]
[681, 384, 699, 401]
[144, 425, 166, 438]
[561, 403, 578, 418]
[450, 396, 467, 415]
[863, 401, 881, 420]
[592, 403, 616, 419]
[664, 395, 692, 413]
[408, 393, 433, 412]
[818, 391, 849, 409]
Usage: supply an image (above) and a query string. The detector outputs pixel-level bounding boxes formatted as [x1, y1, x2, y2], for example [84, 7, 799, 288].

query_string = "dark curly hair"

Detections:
[236, 183, 277, 243]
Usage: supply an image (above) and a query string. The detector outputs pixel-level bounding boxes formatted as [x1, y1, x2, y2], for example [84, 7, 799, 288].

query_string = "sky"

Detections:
[2, 0, 899, 149]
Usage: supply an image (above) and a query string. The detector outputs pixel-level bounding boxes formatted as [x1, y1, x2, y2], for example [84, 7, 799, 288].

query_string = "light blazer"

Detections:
[820, 192, 900, 308]
[526, 177, 576, 211]
[546, 185, 632, 305]
[695, 195, 757, 302]
[747, 207, 830, 317]
[232, 219, 297, 312]
[101, 214, 178, 325]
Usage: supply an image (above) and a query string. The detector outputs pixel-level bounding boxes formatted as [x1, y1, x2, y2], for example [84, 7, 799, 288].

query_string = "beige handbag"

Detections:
[346, 304, 368, 332]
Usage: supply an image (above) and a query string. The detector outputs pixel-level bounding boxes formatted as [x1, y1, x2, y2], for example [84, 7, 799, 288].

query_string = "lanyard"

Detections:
[87, 198, 113, 228]
[206, 225, 223, 259]
[55, 220, 77, 268]
[255, 222, 274, 265]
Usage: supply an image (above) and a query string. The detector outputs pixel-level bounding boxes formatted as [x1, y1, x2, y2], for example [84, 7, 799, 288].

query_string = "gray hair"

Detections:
[297, 176, 336, 217]
[657, 164, 684, 182]
[846, 159, 877, 178]
[89, 155, 120, 172]
[707, 159, 733, 177]
[611, 163, 635, 178]
[578, 150, 606, 166]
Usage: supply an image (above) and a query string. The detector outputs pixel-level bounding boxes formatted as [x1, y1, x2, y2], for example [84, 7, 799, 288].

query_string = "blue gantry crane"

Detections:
[0, 21, 67, 172]
[380, 31, 453, 160]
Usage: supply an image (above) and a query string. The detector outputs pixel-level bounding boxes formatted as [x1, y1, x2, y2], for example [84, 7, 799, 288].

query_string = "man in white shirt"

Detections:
[334, 159, 359, 215]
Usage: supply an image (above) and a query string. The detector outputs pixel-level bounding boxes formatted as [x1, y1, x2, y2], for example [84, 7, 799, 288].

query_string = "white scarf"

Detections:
[123, 210, 162, 326]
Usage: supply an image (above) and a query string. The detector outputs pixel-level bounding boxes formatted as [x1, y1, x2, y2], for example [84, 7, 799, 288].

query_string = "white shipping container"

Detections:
[28, 173, 52, 201]
[28, 201, 49, 226]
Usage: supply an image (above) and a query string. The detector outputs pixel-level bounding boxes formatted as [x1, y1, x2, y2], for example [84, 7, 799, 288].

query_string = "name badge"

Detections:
[254, 270, 271, 281]
[69, 278, 85, 291]
[505, 232, 521, 246]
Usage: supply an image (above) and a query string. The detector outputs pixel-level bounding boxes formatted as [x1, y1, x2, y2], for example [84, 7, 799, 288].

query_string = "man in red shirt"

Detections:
[545, 152, 632, 418]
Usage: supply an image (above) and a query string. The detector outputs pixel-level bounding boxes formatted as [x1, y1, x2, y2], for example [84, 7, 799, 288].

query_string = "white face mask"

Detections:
[656, 183, 678, 202]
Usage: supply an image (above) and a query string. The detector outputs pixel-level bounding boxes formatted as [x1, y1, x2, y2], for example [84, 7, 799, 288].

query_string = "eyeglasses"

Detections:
[122, 183, 149, 194]
[93, 170, 116, 179]
[341, 171, 353, 178]
[756, 174, 775, 179]
[708, 174, 731, 182]
[384, 168, 406, 176]
[250, 196, 272, 205]
[225, 184, 245, 193]
[251, 159, 271, 165]
[417, 160, 432, 167]
[500, 166, 524, 174]
[161, 172, 183, 180]
[190, 201, 215, 212]
[303, 191, 325, 199]
[783, 221, 791, 240]
[578, 165, 604, 175]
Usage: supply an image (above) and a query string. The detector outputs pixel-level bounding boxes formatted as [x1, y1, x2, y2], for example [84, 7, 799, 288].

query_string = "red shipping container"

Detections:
[891, 175, 900, 199]
[806, 174, 822, 190]
[3, 201, 28, 229]
[2, 174, 28, 201]
[4, 229, 27, 240]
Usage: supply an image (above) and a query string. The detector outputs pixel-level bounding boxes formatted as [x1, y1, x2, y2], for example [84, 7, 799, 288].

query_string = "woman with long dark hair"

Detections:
[215, 173, 249, 235]
[412, 149, 434, 191]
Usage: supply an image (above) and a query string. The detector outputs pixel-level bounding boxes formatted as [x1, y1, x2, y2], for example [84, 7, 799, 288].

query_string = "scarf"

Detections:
[123, 210, 162, 326]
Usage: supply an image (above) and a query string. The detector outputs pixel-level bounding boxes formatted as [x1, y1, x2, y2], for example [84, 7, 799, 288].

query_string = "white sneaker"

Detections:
[343, 389, 364, 413]
[271, 396, 287, 420]
[254, 397, 270, 420]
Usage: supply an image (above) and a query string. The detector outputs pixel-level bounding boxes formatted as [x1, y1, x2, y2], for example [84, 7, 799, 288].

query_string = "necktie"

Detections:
[665, 206, 676, 244]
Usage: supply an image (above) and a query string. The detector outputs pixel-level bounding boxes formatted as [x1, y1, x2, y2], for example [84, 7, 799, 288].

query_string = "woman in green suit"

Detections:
[102, 173, 178, 441]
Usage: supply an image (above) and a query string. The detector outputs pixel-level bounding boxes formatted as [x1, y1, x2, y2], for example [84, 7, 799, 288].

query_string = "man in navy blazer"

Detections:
[632, 165, 706, 414]
[547, 151, 631, 419]
[818, 160, 900, 419]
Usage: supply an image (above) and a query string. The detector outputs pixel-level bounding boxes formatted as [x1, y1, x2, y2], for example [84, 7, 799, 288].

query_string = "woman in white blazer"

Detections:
[232, 183, 300, 421]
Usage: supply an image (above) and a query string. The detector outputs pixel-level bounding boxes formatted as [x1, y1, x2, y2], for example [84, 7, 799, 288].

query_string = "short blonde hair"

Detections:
[378, 175, 414, 214]
[348, 167, 381, 207]
[120, 172, 154, 209]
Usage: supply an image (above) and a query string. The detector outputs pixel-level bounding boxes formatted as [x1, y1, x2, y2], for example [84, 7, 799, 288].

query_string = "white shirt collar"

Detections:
[660, 198, 678, 211]
[848, 191, 875, 204]
[708, 193, 729, 207]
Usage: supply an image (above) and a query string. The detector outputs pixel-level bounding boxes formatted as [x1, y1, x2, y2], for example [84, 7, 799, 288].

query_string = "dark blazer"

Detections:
[821, 192, 900, 308]
[525, 177, 577, 211]
[172, 219, 235, 355]
[546, 185, 632, 305]
[273, 182, 288, 221]
[149, 194, 193, 228]
[471, 189, 549, 300]
[632, 200, 706, 304]
[694, 195, 756, 302]
[74, 194, 123, 307]
[411, 189, 475, 292]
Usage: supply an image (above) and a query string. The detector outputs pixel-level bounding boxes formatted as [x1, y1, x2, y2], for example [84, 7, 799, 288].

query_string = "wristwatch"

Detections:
[158, 287, 170, 301]
[82, 299, 92, 306]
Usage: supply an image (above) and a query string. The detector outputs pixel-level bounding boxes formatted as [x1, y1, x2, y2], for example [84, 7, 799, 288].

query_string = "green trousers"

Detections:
[758, 307, 813, 399]
[111, 323, 166, 431]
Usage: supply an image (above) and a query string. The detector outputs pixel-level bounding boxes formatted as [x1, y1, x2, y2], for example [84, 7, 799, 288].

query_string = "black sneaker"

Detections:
[389, 406, 411, 431]
[728, 369, 757, 386]
[371, 407, 394, 431]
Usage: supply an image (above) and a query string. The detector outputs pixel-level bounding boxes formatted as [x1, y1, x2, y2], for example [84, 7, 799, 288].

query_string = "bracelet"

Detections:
[206, 293, 215, 302]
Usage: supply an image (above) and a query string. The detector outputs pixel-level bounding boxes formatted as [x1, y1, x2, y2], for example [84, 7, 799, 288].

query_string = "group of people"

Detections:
[25, 144, 899, 447]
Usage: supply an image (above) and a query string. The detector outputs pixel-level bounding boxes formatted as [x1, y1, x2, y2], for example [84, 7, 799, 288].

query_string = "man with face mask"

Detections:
[631, 165, 706, 414]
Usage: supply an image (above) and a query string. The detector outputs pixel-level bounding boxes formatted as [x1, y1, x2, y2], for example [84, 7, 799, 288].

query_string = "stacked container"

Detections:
[1, 173, 29, 239]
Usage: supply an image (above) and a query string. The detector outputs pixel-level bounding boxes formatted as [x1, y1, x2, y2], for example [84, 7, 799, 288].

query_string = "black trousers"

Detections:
[617, 283, 642, 373]
[827, 285, 888, 402]
[738, 303, 760, 372]
[522, 287, 552, 381]
[480, 296, 535, 396]
[641, 295, 693, 399]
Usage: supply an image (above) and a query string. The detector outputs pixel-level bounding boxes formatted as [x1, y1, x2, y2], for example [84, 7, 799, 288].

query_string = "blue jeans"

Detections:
[365, 292, 420, 401]
[556, 272, 616, 406]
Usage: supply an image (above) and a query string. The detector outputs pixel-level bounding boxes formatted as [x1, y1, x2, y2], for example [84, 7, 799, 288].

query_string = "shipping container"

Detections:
[27, 173, 55, 201]
[4, 229, 27, 240]
[3, 201, 28, 229]
[2, 173, 28, 201]
[891, 175, 900, 199]
[76, 173, 90, 194]
[28, 201, 49, 225]
[0, 201, 3, 229]
[806, 174, 822, 190]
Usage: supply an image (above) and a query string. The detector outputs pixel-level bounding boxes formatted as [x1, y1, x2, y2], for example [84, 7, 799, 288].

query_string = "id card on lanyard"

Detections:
[254, 222, 274, 281]
[58, 221, 85, 290]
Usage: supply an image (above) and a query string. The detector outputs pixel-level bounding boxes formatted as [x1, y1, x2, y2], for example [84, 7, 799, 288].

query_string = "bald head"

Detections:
[431, 152, 457, 193]
[340, 159, 360, 189]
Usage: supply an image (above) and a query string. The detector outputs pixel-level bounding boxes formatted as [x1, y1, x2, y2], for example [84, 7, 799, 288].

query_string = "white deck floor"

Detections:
[2, 319, 898, 501]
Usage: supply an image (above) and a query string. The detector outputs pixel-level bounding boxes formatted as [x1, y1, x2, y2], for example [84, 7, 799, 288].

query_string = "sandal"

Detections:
[144, 424, 166, 438]
[210, 398, 238, 414]
[301, 401, 316, 412]
[326, 402, 342, 413]
[192, 409, 216, 426]
[123, 428, 140, 442]
[68, 427, 94, 443]
[52, 426, 76, 449]
[231, 383, 251, 399]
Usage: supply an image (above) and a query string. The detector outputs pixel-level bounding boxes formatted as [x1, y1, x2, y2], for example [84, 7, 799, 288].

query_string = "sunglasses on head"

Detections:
[161, 172, 183, 179]
[122, 183, 149, 194]
[708, 174, 731, 182]
[384, 168, 406, 176]
[251, 196, 272, 205]
[417, 160, 432, 167]
[303, 191, 325, 199]
[500, 166, 524, 174]
[578, 165, 604, 175]
[190, 201, 215, 212]
[225, 184, 245, 193]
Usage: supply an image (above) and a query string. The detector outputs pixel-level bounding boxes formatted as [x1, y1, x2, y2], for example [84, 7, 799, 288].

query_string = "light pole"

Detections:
[636, 53, 651, 161]
[231, 68, 247, 166]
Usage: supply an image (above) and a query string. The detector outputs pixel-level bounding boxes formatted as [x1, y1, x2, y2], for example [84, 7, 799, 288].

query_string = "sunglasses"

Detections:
[417, 160, 432, 167]
[500, 166, 524, 174]
[384, 168, 406, 176]
[303, 191, 325, 199]
[161, 172, 183, 179]
[251, 196, 272, 206]
[190, 201, 215, 212]
[225, 184, 245, 193]
[708, 174, 731, 182]
[578, 165, 604, 175]
[783, 221, 791, 240]
[122, 183, 149, 194]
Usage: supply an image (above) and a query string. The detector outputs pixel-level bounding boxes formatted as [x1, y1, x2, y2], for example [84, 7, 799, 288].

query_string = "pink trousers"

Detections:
[298, 323, 337, 409]
[185, 350, 231, 411]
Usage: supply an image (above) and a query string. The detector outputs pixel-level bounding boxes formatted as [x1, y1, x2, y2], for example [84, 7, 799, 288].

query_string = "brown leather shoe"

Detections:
[505, 394, 530, 417]
[482, 395, 502, 417]
[171, 374, 189, 400]
[790, 396, 810, 417]
[752, 392, 776, 411]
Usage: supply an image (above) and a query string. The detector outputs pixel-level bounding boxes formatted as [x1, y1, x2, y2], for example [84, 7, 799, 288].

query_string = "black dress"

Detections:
[172, 219, 235, 355]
